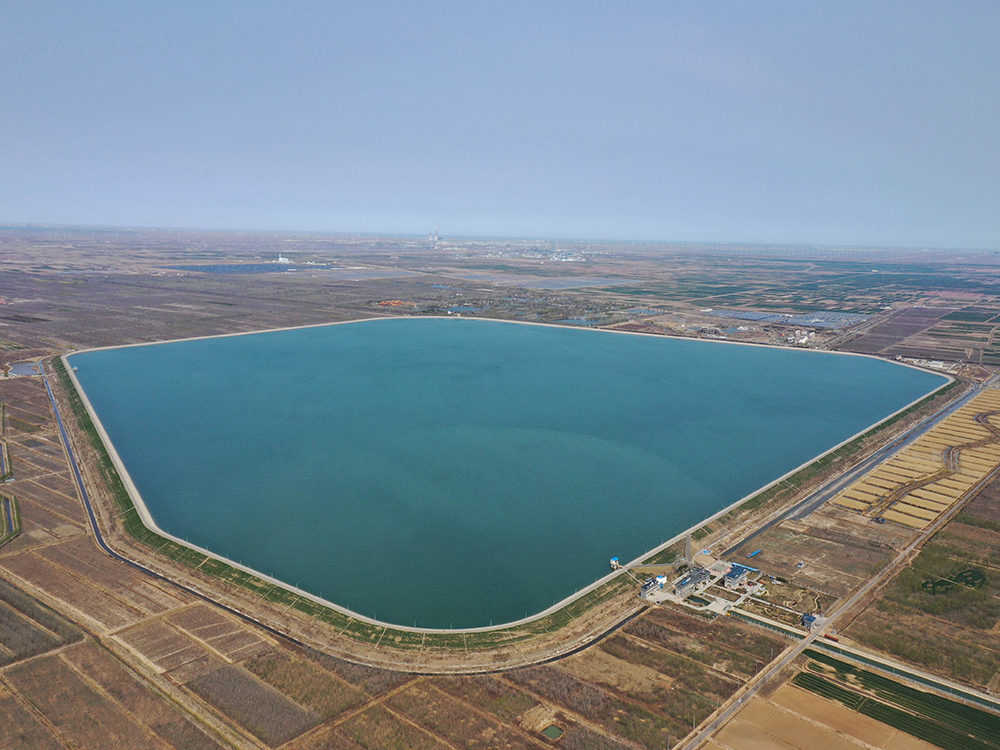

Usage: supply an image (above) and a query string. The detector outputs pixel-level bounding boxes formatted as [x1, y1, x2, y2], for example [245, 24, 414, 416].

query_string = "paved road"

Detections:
[685, 539, 911, 749]
[686, 403, 1000, 749]
[724, 379, 984, 558]
[38, 359, 328, 653]
[788, 379, 992, 520]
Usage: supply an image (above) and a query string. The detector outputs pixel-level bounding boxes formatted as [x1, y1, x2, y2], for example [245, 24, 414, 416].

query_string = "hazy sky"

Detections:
[2, 2, 998, 247]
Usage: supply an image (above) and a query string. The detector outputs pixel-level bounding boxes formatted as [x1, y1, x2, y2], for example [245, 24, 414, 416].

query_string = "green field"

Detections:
[796, 650, 1000, 750]
[0, 494, 21, 547]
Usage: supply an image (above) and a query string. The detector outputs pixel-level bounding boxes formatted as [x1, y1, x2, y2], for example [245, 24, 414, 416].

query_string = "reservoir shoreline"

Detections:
[62, 316, 953, 633]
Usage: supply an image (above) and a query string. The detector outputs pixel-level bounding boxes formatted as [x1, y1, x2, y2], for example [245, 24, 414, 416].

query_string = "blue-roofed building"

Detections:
[724, 567, 749, 589]
[801, 613, 829, 630]
[724, 562, 757, 589]
[675, 567, 711, 597]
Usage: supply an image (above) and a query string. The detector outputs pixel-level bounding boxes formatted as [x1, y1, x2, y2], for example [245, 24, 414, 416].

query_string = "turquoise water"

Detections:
[69, 318, 946, 628]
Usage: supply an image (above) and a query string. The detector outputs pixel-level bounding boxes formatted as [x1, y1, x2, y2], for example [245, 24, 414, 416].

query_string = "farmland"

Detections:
[712, 684, 940, 750]
[712, 648, 1000, 750]
[1, 351, 807, 749]
[842, 471, 1000, 691]
[831, 388, 1000, 529]
[0, 578, 81, 667]
[793, 650, 1000, 750]
[3, 230, 1000, 747]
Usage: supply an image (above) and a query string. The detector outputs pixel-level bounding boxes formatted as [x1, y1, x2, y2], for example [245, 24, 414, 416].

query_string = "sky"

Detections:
[2, 2, 998, 248]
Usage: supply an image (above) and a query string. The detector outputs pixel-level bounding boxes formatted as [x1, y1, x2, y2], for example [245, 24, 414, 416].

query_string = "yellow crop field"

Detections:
[832, 389, 1000, 529]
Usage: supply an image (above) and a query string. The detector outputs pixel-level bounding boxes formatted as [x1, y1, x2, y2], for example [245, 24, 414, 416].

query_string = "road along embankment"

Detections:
[47, 352, 968, 673]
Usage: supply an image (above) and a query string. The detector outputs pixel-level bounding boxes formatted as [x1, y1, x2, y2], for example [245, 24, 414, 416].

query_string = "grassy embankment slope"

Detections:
[53, 356, 638, 653]
[53, 356, 960, 653]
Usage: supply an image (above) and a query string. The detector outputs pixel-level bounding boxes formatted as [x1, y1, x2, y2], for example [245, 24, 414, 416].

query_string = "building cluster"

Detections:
[639, 556, 764, 605]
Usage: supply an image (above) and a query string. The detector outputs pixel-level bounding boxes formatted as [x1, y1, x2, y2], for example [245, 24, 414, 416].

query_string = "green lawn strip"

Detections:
[420, 632, 473, 651]
[289, 597, 328, 618]
[465, 625, 543, 651]
[169, 545, 209, 568]
[691, 525, 712, 542]
[0, 495, 21, 547]
[314, 607, 351, 628]
[528, 579, 626, 628]
[443, 631, 505, 651]
[234, 574, 276, 600]
[341, 618, 385, 643]
[268, 591, 308, 614]
[642, 546, 681, 566]
[377, 629, 426, 650]
[194, 557, 233, 578]
[218, 566, 260, 588]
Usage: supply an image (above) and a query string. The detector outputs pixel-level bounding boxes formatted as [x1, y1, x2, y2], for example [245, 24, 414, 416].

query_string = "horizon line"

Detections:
[0, 220, 994, 255]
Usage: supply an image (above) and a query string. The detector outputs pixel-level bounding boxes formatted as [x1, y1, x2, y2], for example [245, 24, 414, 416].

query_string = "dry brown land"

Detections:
[3, 230, 1000, 748]
[714, 683, 939, 750]
[839, 469, 1000, 692]
[1, 362, 795, 749]
[735, 507, 912, 602]
[3, 226, 1000, 364]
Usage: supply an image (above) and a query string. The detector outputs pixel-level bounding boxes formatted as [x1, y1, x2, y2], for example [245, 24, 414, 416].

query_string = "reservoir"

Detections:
[68, 318, 947, 628]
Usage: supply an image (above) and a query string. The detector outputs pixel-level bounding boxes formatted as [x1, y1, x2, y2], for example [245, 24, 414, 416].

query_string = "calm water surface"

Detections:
[69, 319, 946, 627]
